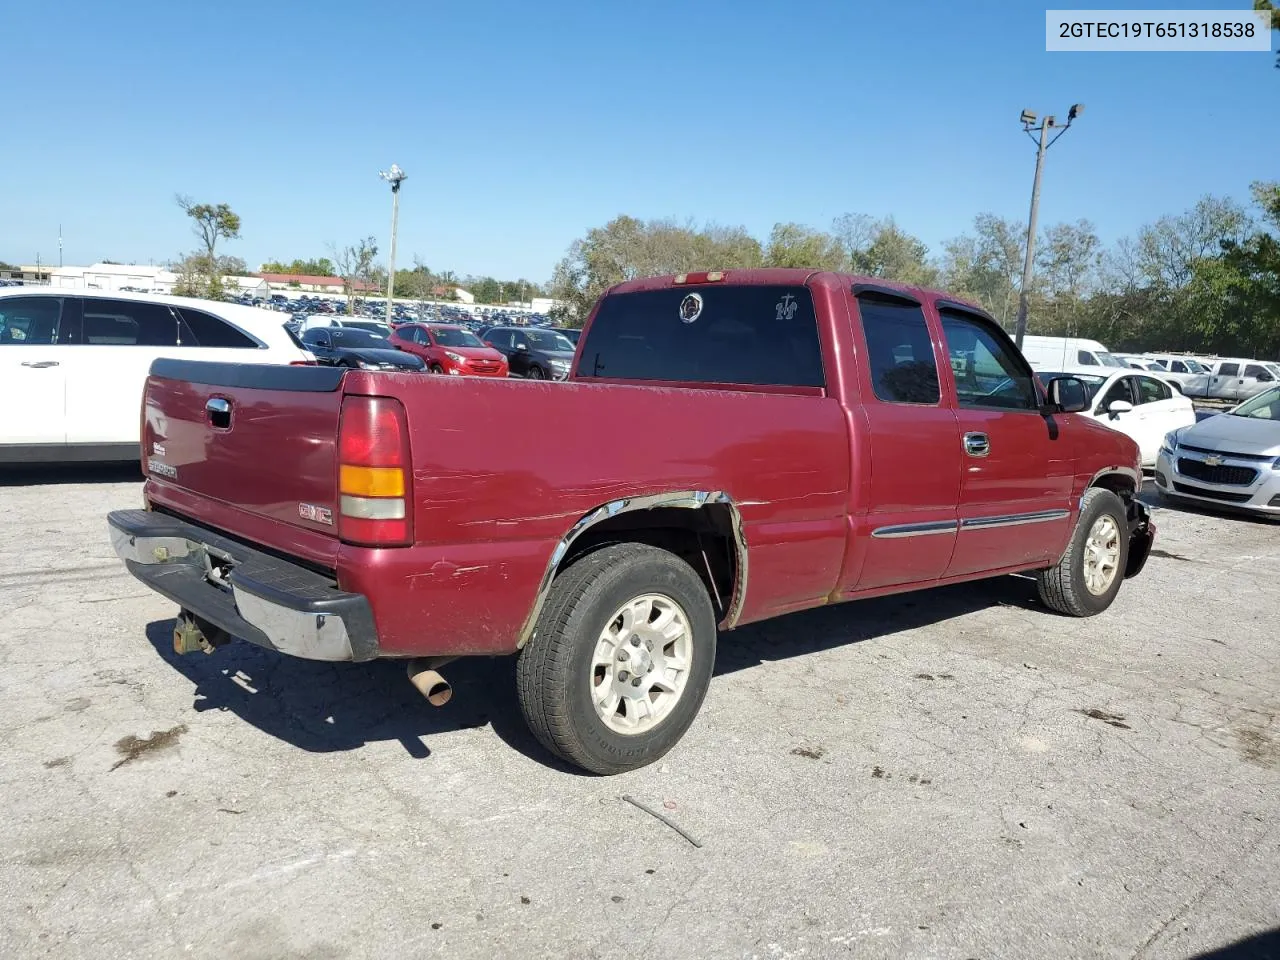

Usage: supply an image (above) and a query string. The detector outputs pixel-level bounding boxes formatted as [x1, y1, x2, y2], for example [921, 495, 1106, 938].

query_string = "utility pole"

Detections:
[1013, 104, 1084, 349]
[58, 225, 63, 267]
[378, 164, 407, 325]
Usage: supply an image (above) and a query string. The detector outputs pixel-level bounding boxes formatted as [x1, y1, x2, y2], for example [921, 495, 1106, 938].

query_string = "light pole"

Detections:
[1013, 104, 1083, 349]
[378, 164, 407, 325]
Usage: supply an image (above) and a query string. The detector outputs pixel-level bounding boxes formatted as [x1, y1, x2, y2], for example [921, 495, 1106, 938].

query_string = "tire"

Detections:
[1036, 488, 1130, 617]
[527, 366, 545, 380]
[429, 364, 444, 374]
[516, 543, 717, 774]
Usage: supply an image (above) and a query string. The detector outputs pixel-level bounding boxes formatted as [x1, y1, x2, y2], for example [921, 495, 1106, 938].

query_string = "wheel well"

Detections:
[1090, 472, 1137, 500]
[557, 505, 739, 621]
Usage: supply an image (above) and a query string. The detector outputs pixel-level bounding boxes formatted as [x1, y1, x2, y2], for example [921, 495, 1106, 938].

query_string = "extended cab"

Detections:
[108, 270, 1154, 774]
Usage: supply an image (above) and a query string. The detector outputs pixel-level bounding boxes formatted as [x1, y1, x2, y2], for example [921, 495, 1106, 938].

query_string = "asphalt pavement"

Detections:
[1, 466, 1277, 960]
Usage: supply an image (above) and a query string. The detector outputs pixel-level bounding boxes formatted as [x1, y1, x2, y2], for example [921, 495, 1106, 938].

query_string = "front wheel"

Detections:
[516, 543, 717, 774]
[1036, 487, 1130, 617]
[527, 365, 545, 380]
[429, 364, 444, 374]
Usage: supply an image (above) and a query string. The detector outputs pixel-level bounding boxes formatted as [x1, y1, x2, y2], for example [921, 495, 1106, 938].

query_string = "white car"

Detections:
[1039, 367, 1197, 468]
[0, 289, 312, 463]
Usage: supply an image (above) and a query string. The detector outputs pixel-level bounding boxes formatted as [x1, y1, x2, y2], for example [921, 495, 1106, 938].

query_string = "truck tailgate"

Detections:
[141, 359, 349, 564]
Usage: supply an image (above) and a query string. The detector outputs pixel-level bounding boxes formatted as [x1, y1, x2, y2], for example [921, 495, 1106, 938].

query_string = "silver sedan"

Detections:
[1154, 386, 1280, 517]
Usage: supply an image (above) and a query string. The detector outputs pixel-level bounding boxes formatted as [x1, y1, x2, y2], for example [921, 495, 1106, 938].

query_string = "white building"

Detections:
[49, 262, 177, 293]
[43, 262, 266, 298]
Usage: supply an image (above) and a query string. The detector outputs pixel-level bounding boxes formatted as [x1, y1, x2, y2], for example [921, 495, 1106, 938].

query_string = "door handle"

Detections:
[206, 397, 232, 429]
[963, 432, 990, 458]
[20, 360, 60, 368]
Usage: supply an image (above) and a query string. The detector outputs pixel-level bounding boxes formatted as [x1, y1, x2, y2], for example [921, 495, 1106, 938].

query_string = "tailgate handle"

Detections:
[206, 397, 232, 429]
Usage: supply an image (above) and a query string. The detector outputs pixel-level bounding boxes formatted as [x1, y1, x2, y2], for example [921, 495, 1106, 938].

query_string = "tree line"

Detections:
[547, 182, 1280, 360]
[172, 200, 544, 310]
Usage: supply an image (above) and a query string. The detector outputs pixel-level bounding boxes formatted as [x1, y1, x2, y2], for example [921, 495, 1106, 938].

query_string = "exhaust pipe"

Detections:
[407, 657, 456, 707]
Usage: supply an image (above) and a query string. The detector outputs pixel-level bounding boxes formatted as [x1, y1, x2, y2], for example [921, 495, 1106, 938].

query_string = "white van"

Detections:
[1018, 336, 1126, 371]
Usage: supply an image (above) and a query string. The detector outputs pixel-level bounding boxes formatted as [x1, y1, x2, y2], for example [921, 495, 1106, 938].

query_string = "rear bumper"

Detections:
[107, 509, 379, 661]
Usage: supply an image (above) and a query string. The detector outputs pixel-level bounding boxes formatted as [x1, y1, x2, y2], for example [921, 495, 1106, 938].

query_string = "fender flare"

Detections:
[517, 490, 748, 647]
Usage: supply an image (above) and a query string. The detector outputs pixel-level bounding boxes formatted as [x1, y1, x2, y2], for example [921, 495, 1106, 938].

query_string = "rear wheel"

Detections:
[516, 543, 717, 774]
[1036, 488, 1129, 617]
[527, 366, 545, 380]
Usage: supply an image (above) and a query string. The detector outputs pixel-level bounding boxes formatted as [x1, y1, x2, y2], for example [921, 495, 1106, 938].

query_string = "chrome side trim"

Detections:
[961, 509, 1070, 530]
[516, 490, 749, 647]
[870, 520, 959, 539]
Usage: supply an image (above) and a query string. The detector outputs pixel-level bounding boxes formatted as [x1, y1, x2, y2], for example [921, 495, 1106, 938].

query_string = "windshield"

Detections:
[343, 321, 391, 337]
[325, 329, 390, 349]
[1040, 372, 1109, 404]
[526, 331, 575, 352]
[1231, 386, 1280, 420]
[1097, 352, 1127, 368]
[431, 327, 484, 348]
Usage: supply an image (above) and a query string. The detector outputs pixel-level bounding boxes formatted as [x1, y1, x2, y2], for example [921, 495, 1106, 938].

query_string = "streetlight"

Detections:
[1012, 104, 1083, 349]
[378, 163, 407, 325]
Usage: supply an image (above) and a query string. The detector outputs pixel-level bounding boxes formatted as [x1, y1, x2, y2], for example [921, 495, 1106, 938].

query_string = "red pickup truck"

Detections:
[108, 269, 1154, 774]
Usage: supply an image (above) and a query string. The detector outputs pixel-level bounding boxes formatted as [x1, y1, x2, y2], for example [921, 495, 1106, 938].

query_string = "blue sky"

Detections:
[2, 0, 1275, 281]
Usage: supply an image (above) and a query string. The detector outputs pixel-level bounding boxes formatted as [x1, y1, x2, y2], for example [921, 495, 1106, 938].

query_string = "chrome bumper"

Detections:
[107, 510, 379, 662]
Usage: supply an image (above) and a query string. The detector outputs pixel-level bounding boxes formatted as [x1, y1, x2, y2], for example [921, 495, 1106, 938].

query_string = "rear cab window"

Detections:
[577, 284, 824, 388]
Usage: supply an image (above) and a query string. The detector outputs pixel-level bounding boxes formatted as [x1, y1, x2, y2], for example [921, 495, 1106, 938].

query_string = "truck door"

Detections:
[836, 290, 961, 594]
[936, 304, 1074, 578]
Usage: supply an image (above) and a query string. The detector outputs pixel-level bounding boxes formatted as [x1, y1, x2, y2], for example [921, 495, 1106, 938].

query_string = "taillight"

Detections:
[337, 396, 413, 546]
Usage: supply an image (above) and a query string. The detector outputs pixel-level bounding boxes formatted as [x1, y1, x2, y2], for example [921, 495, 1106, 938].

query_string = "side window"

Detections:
[81, 299, 179, 346]
[177, 308, 258, 348]
[1136, 376, 1171, 404]
[1218, 363, 1239, 377]
[487, 330, 511, 349]
[939, 310, 1039, 411]
[1098, 378, 1134, 411]
[418, 328, 432, 345]
[1076, 350, 1097, 366]
[1244, 364, 1270, 380]
[0, 297, 61, 344]
[513, 332, 531, 350]
[1169, 361, 1186, 373]
[855, 295, 939, 405]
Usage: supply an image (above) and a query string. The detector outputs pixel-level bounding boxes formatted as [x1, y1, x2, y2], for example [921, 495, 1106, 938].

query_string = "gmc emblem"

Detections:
[298, 502, 334, 525]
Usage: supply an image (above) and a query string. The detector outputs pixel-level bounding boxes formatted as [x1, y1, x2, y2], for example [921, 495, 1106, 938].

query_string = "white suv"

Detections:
[0, 289, 312, 463]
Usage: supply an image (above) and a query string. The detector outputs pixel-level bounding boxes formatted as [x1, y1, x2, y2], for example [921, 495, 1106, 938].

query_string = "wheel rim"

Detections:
[589, 593, 693, 735]
[529, 367, 544, 379]
[1082, 514, 1121, 596]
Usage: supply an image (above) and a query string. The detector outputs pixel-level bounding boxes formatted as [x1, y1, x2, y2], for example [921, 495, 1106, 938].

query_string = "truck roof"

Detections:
[605, 269, 981, 311]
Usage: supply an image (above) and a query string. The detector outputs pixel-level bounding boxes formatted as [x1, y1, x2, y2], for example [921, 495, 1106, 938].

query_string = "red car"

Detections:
[389, 323, 508, 377]
[109, 269, 1154, 774]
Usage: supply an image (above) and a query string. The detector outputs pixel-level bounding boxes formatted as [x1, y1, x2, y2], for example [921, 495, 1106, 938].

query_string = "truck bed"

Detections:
[140, 361, 852, 655]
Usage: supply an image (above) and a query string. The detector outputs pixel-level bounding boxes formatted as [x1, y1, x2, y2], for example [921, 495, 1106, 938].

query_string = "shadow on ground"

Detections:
[1190, 927, 1280, 960]
[143, 573, 1038, 769]
[0, 463, 142, 486]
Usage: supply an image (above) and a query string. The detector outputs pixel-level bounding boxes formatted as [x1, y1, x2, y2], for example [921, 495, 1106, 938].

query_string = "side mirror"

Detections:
[1044, 376, 1088, 414]
[1108, 399, 1134, 419]
[1258, 372, 1274, 382]
[484, 340, 495, 348]
[516, 343, 529, 351]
